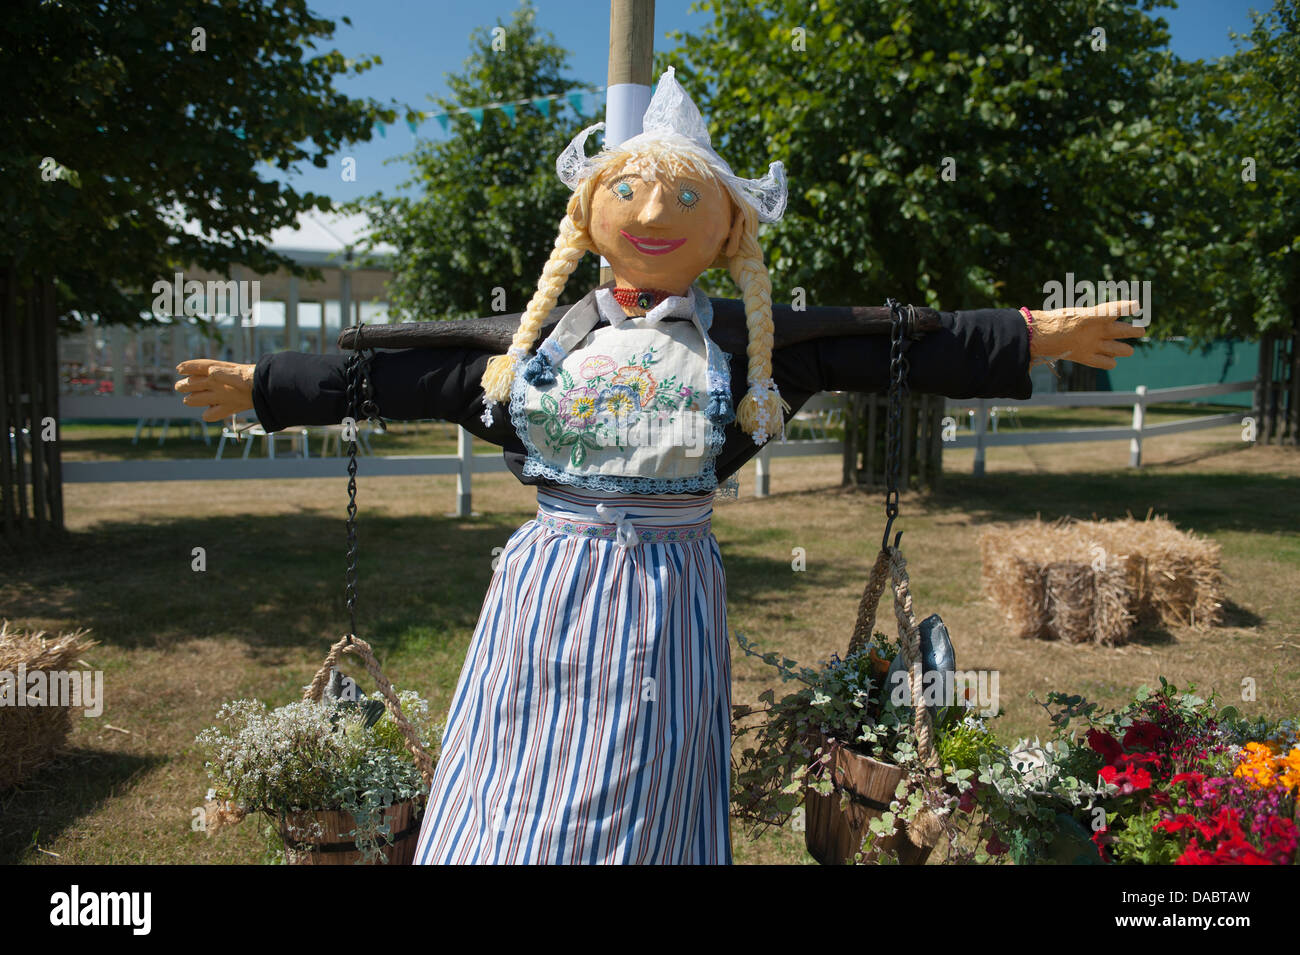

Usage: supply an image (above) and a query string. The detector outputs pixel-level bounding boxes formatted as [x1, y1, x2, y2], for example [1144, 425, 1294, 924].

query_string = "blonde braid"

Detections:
[728, 205, 789, 444]
[480, 213, 588, 414]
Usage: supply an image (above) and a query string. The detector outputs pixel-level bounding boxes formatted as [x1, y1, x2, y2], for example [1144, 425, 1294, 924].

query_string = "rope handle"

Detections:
[304, 634, 437, 788]
[844, 545, 938, 769]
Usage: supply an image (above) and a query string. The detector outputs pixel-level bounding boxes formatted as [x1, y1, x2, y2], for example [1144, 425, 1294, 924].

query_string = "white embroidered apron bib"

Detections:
[508, 286, 732, 495]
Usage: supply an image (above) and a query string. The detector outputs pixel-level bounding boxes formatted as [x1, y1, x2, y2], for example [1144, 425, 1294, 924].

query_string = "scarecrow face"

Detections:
[589, 161, 738, 297]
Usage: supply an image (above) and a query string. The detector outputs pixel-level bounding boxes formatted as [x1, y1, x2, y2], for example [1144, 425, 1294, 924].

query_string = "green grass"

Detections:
[1, 421, 1296, 865]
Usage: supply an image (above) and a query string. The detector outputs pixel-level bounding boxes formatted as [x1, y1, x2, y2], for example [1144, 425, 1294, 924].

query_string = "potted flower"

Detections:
[197, 669, 441, 865]
[732, 621, 990, 864]
[1034, 680, 1298, 865]
[930, 680, 1299, 865]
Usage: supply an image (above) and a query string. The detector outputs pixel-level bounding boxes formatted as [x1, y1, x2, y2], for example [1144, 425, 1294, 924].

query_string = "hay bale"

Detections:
[1078, 514, 1225, 630]
[979, 514, 1223, 646]
[0, 620, 97, 791]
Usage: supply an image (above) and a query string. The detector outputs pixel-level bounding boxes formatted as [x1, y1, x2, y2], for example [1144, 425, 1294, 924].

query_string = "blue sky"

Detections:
[276, 0, 1274, 203]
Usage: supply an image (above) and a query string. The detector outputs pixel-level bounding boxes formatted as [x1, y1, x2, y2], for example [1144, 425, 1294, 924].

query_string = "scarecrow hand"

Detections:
[174, 359, 256, 421]
[1026, 300, 1146, 369]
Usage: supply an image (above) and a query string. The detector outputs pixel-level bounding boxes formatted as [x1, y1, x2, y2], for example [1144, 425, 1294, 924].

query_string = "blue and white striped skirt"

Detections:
[412, 485, 732, 864]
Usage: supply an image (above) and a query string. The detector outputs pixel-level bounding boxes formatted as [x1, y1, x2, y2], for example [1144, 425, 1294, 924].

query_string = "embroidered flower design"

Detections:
[579, 355, 617, 380]
[526, 345, 706, 467]
[596, 384, 641, 423]
[611, 365, 657, 407]
[560, 387, 599, 428]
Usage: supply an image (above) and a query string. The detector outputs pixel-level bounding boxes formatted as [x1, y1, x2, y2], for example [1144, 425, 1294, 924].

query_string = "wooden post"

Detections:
[1129, 384, 1146, 467]
[972, 398, 987, 477]
[755, 444, 770, 498]
[1, 267, 20, 539]
[864, 395, 877, 485]
[842, 393, 862, 486]
[1288, 316, 1299, 446]
[1257, 331, 1275, 444]
[600, 0, 656, 286]
[928, 395, 944, 491]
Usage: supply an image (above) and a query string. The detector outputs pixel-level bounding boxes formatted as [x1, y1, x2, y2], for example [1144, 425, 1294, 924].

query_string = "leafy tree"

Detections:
[670, 0, 1209, 336]
[2, 0, 403, 330]
[1117, 0, 1297, 346]
[350, 2, 600, 321]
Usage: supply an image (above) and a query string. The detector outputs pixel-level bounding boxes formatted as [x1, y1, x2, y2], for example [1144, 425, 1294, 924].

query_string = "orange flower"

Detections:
[1233, 740, 1300, 794]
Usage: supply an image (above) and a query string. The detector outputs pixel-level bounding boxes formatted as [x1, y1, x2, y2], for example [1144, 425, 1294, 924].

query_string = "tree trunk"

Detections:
[0, 266, 65, 545]
[1063, 360, 1097, 393]
[843, 393, 944, 491]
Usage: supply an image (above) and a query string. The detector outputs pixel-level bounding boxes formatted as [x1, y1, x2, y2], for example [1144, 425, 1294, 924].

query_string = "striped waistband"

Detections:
[535, 485, 714, 547]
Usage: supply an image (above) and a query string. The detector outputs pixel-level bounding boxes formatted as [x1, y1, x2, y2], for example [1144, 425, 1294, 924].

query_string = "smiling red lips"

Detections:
[619, 230, 687, 256]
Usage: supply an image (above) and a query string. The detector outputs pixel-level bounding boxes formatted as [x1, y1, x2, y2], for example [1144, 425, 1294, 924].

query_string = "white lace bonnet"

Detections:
[555, 66, 787, 223]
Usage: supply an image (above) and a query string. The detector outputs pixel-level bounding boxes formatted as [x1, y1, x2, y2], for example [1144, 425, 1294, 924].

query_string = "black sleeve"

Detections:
[250, 347, 521, 448]
[769, 307, 1033, 401]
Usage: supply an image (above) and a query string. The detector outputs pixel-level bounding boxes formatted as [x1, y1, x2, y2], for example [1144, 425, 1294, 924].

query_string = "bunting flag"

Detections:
[400, 84, 604, 138]
[375, 122, 386, 138]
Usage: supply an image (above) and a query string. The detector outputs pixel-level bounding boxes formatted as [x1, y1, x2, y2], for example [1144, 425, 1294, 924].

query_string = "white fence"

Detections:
[943, 380, 1255, 475]
[51, 394, 847, 511]
[43, 382, 1256, 511]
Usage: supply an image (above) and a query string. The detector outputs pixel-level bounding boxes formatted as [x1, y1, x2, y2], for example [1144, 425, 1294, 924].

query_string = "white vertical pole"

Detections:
[456, 426, 473, 517]
[339, 269, 352, 353]
[110, 324, 126, 396]
[287, 274, 300, 352]
[1130, 385, 1146, 467]
[755, 444, 770, 498]
[973, 398, 987, 476]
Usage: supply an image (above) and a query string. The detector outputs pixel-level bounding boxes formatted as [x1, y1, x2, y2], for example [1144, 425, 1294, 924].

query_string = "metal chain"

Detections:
[341, 322, 389, 646]
[344, 341, 361, 645]
[881, 298, 912, 552]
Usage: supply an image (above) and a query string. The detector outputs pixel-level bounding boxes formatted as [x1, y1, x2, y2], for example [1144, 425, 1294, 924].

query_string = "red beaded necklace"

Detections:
[612, 287, 677, 311]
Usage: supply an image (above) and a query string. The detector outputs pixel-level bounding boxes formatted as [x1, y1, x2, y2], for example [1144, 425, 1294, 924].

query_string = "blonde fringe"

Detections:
[727, 205, 788, 442]
[481, 213, 588, 404]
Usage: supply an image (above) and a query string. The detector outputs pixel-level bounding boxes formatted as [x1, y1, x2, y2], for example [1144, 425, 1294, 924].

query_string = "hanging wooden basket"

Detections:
[283, 634, 437, 866]
[804, 547, 944, 865]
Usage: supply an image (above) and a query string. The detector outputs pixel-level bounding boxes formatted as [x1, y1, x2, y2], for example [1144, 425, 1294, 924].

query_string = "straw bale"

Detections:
[979, 514, 1223, 646]
[0, 620, 98, 791]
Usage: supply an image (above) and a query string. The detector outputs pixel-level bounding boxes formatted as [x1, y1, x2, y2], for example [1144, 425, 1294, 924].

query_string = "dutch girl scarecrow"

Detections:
[176, 67, 1143, 864]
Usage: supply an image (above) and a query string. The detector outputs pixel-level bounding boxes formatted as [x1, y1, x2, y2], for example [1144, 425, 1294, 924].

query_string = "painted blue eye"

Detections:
[613, 181, 634, 199]
[678, 188, 699, 206]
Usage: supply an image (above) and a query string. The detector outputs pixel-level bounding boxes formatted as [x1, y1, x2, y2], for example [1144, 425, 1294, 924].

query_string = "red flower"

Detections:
[1170, 772, 1205, 796]
[1176, 843, 1216, 865]
[1123, 721, 1169, 752]
[1099, 763, 1153, 795]
[1087, 729, 1125, 766]
[1091, 825, 1112, 863]
[1212, 836, 1273, 865]
[1125, 750, 1167, 773]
